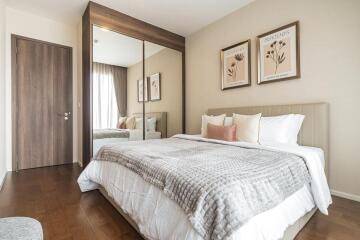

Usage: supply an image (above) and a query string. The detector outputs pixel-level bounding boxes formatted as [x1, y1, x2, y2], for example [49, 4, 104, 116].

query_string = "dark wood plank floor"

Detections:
[0, 164, 141, 240]
[0, 164, 359, 240]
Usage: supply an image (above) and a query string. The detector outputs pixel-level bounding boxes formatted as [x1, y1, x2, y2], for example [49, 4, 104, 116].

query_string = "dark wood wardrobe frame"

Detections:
[82, 2, 186, 167]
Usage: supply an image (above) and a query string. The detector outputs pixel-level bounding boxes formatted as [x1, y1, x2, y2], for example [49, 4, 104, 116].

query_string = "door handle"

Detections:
[64, 112, 71, 120]
[57, 112, 71, 120]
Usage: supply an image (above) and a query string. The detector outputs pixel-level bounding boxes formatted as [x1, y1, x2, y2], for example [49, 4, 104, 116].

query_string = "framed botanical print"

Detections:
[221, 39, 251, 90]
[149, 73, 161, 101]
[137, 79, 148, 102]
[257, 21, 300, 84]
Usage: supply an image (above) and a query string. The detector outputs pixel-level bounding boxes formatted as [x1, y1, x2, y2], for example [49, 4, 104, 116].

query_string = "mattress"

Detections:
[79, 135, 331, 240]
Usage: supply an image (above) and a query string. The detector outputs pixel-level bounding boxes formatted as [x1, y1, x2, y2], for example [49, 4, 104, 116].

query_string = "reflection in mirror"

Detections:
[144, 41, 183, 138]
[92, 26, 143, 155]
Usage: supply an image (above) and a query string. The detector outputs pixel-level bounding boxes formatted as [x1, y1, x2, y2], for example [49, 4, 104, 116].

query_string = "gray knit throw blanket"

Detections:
[94, 136, 310, 240]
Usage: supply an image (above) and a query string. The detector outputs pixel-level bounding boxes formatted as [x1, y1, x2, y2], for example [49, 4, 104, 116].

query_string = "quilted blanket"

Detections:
[94, 136, 311, 240]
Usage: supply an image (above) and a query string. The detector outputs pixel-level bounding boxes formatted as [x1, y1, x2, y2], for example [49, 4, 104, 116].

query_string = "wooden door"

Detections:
[12, 35, 73, 170]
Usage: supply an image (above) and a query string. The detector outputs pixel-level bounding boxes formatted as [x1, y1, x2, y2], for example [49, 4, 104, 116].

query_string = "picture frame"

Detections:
[221, 39, 251, 90]
[137, 79, 148, 102]
[257, 21, 300, 84]
[149, 73, 161, 101]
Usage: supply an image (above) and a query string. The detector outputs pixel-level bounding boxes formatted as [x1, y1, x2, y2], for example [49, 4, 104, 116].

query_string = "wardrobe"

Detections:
[82, 2, 186, 167]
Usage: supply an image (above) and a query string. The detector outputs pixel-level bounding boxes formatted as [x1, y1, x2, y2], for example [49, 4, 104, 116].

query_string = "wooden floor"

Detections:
[0, 164, 359, 240]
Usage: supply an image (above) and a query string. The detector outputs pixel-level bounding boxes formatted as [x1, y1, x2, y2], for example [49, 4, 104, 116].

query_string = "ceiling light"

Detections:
[101, 28, 110, 32]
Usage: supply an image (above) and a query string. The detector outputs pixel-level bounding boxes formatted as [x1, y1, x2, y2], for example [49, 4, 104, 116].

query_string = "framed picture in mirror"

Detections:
[149, 73, 161, 101]
[137, 79, 148, 102]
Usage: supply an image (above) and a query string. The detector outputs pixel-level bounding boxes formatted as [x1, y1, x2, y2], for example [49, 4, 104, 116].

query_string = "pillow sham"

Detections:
[224, 117, 233, 126]
[259, 115, 292, 144]
[259, 114, 305, 146]
[207, 123, 236, 141]
[134, 117, 157, 131]
[232, 113, 262, 143]
[117, 117, 127, 129]
[135, 118, 143, 130]
[147, 117, 157, 132]
[201, 114, 226, 137]
[125, 116, 136, 129]
[288, 114, 305, 144]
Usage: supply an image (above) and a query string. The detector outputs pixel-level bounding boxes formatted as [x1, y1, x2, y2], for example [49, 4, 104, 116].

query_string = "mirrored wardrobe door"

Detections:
[92, 25, 144, 156]
[144, 41, 183, 139]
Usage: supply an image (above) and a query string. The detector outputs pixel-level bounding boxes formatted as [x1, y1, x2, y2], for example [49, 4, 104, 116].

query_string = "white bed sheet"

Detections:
[79, 161, 315, 240]
[301, 146, 325, 168]
[191, 135, 326, 168]
[79, 135, 331, 240]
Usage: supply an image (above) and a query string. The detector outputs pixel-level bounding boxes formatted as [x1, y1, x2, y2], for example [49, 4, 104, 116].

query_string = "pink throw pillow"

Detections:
[207, 123, 236, 141]
[117, 117, 127, 129]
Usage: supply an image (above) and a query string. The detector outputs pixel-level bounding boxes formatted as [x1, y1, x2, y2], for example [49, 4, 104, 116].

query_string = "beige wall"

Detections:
[186, 0, 360, 199]
[127, 48, 183, 137]
[0, 0, 6, 187]
[127, 61, 142, 115]
[4, 7, 81, 170]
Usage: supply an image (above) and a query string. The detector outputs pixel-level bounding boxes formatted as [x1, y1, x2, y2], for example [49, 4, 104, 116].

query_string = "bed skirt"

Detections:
[98, 187, 316, 240]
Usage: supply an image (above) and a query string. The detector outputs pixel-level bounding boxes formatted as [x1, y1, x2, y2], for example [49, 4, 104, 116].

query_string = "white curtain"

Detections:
[93, 63, 119, 129]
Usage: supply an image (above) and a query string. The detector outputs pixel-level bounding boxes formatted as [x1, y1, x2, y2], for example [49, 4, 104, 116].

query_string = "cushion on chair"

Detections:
[0, 217, 43, 240]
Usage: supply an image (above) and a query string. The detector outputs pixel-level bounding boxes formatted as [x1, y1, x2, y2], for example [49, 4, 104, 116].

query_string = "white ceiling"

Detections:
[93, 26, 165, 67]
[4, 0, 254, 36]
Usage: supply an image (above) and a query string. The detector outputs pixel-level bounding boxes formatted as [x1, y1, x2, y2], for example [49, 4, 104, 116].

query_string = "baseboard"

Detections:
[0, 171, 7, 191]
[331, 189, 360, 202]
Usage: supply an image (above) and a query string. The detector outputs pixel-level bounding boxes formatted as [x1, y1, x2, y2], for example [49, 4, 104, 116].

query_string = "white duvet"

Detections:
[78, 134, 332, 240]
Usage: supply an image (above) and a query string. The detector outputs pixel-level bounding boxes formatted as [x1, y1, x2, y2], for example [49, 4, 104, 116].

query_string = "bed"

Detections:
[92, 112, 167, 155]
[79, 103, 331, 240]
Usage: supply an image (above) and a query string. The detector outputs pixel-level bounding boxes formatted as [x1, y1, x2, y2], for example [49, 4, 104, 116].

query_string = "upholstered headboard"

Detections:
[133, 112, 167, 138]
[207, 103, 329, 176]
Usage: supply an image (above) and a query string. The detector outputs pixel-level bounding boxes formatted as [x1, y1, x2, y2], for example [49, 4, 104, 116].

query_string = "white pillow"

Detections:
[201, 114, 226, 137]
[125, 116, 136, 129]
[233, 113, 262, 143]
[135, 118, 144, 130]
[135, 117, 157, 132]
[259, 114, 305, 146]
[224, 117, 233, 126]
[147, 117, 157, 132]
[288, 114, 305, 144]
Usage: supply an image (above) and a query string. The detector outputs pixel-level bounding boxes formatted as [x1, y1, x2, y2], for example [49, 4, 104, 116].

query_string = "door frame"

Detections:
[11, 34, 73, 171]
[82, 2, 186, 168]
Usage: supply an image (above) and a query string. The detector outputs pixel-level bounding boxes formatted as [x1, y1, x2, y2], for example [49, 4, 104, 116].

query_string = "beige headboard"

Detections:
[207, 103, 329, 176]
[133, 112, 167, 138]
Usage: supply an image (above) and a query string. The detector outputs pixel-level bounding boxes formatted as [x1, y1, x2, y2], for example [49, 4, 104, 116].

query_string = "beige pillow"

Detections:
[232, 113, 262, 143]
[125, 116, 136, 129]
[201, 114, 226, 137]
[117, 117, 127, 129]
